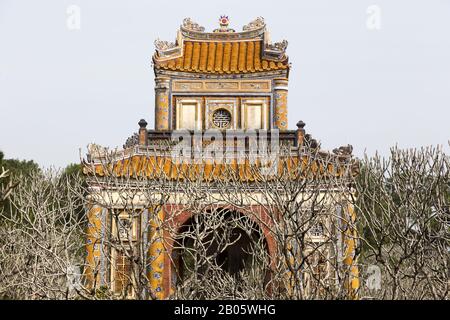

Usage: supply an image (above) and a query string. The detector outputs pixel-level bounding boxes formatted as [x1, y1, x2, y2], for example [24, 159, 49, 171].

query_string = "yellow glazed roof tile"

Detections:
[155, 40, 288, 74]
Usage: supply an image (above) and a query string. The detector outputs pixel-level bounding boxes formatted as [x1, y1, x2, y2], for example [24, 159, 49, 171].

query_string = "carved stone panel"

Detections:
[240, 81, 270, 91]
[171, 80, 271, 93]
[205, 81, 239, 90]
[173, 81, 203, 91]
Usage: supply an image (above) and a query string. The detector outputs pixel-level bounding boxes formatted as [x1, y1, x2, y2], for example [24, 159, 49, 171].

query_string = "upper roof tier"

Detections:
[153, 17, 289, 75]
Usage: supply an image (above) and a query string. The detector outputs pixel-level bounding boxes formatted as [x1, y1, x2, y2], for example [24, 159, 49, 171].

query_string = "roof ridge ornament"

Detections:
[154, 38, 177, 51]
[213, 15, 235, 33]
[333, 145, 354, 156]
[267, 39, 288, 52]
[153, 37, 182, 60]
[242, 17, 265, 31]
[178, 17, 266, 40]
[263, 38, 288, 61]
[182, 18, 205, 32]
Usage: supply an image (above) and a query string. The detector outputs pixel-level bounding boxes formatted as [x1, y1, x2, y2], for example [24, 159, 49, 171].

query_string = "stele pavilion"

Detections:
[82, 16, 359, 299]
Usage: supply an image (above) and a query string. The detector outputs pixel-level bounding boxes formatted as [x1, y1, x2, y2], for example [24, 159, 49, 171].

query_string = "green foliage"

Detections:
[0, 151, 40, 214]
[0, 153, 40, 178]
[354, 147, 450, 261]
[63, 163, 82, 177]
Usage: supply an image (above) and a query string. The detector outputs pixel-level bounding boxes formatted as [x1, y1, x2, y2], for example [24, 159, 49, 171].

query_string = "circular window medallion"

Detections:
[212, 109, 232, 129]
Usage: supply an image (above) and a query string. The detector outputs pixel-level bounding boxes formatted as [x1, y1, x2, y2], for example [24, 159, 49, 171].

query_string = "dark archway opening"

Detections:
[171, 208, 271, 294]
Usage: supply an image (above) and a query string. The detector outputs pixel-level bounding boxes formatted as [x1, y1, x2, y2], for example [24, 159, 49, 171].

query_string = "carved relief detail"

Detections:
[205, 82, 239, 90]
[173, 81, 203, 91]
[240, 81, 269, 90]
[172, 80, 271, 92]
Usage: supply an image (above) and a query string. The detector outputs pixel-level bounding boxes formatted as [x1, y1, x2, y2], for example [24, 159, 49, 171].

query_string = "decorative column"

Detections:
[138, 119, 148, 146]
[148, 207, 165, 299]
[273, 78, 289, 130]
[85, 204, 104, 290]
[284, 240, 298, 297]
[296, 120, 306, 146]
[343, 202, 360, 299]
[155, 77, 171, 131]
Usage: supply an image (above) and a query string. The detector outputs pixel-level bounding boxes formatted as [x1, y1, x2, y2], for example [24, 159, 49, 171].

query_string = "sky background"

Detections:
[0, 0, 449, 168]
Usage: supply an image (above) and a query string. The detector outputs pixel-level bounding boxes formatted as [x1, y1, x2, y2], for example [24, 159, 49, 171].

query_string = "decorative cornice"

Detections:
[154, 68, 288, 79]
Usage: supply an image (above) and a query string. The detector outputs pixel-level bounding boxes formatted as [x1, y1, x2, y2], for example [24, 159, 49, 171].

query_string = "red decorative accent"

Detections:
[219, 15, 229, 26]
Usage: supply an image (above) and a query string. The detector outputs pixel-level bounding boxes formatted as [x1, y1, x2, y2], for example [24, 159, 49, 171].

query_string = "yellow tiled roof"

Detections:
[154, 40, 288, 74]
[83, 154, 349, 182]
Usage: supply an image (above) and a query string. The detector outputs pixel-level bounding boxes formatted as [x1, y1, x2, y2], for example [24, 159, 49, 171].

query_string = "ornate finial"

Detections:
[243, 17, 265, 31]
[296, 120, 306, 129]
[263, 37, 288, 61]
[332, 144, 353, 156]
[219, 15, 230, 27]
[138, 119, 148, 128]
[182, 18, 205, 32]
[267, 40, 288, 52]
[138, 119, 148, 146]
[87, 143, 108, 158]
[214, 15, 235, 33]
[154, 39, 176, 52]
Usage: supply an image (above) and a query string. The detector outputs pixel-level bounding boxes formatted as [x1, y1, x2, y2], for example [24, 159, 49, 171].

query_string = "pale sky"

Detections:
[0, 0, 449, 168]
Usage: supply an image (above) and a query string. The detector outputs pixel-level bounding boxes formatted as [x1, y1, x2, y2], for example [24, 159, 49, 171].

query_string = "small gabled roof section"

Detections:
[152, 17, 289, 75]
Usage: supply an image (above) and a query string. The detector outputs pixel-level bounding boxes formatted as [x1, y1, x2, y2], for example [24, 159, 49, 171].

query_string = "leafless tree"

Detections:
[355, 145, 449, 299]
[0, 143, 448, 300]
[0, 167, 17, 202]
[0, 169, 90, 299]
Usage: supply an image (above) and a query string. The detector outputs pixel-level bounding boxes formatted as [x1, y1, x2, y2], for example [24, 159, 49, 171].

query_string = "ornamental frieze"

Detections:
[205, 82, 239, 90]
[172, 80, 271, 92]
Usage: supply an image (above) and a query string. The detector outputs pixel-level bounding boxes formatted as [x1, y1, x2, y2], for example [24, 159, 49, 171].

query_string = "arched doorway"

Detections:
[170, 208, 271, 297]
